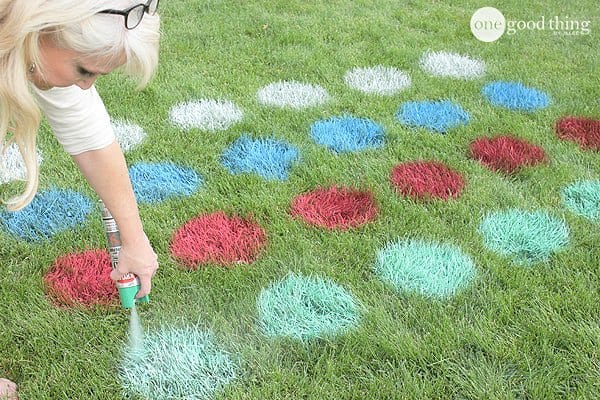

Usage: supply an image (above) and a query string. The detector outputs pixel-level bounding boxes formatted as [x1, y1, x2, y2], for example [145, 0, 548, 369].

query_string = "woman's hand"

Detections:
[72, 142, 159, 299]
[109, 234, 158, 299]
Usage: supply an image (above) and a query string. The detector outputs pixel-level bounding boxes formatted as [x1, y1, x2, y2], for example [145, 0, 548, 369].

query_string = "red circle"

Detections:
[469, 135, 547, 174]
[390, 161, 464, 201]
[555, 116, 600, 151]
[170, 211, 267, 269]
[44, 249, 117, 307]
[291, 186, 378, 230]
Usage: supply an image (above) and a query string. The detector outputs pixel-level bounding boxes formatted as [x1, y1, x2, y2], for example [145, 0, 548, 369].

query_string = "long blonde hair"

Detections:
[0, 0, 160, 210]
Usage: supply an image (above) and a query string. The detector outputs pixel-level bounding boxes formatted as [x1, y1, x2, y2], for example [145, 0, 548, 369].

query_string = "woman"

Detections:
[0, 1, 161, 397]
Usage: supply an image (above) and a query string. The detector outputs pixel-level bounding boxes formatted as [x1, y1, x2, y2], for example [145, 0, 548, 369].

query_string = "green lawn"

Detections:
[1, 0, 599, 398]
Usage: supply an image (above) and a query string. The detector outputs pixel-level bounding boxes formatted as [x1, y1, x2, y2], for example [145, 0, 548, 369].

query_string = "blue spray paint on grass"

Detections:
[396, 100, 470, 133]
[0, 188, 91, 242]
[479, 209, 569, 265]
[561, 180, 600, 223]
[221, 135, 299, 180]
[129, 162, 202, 204]
[310, 115, 384, 153]
[258, 273, 360, 341]
[482, 81, 550, 112]
[374, 239, 476, 299]
[121, 325, 238, 400]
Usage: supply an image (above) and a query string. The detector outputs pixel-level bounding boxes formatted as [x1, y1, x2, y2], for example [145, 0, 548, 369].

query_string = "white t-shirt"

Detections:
[31, 84, 115, 155]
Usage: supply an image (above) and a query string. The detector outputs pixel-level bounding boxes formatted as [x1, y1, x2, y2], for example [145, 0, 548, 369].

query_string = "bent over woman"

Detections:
[1, 1, 161, 397]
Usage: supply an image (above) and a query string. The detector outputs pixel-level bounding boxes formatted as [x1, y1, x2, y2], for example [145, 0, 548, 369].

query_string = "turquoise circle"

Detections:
[258, 273, 360, 340]
[479, 209, 569, 264]
[374, 239, 476, 298]
[562, 180, 600, 223]
[121, 326, 238, 399]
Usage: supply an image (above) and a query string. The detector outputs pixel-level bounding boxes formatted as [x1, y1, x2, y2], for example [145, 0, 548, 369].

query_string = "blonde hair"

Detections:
[0, 0, 160, 210]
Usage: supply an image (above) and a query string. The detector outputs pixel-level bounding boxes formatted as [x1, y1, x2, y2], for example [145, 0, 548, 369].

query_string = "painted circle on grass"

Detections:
[170, 211, 267, 269]
[396, 100, 470, 133]
[257, 81, 330, 109]
[420, 51, 486, 80]
[0, 188, 91, 242]
[257, 273, 360, 340]
[555, 116, 600, 151]
[344, 65, 411, 95]
[374, 239, 476, 299]
[390, 161, 464, 201]
[482, 81, 550, 112]
[469, 135, 547, 174]
[129, 162, 202, 204]
[169, 99, 243, 132]
[479, 209, 570, 265]
[112, 120, 147, 152]
[310, 115, 384, 153]
[291, 186, 378, 230]
[0, 142, 43, 184]
[121, 326, 238, 400]
[44, 249, 116, 307]
[562, 180, 600, 223]
[220, 135, 299, 180]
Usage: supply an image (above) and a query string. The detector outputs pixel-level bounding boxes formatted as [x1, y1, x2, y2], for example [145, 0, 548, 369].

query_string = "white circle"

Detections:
[344, 65, 411, 96]
[257, 81, 330, 109]
[112, 120, 147, 152]
[470, 7, 506, 42]
[169, 99, 243, 132]
[0, 143, 43, 184]
[420, 51, 486, 79]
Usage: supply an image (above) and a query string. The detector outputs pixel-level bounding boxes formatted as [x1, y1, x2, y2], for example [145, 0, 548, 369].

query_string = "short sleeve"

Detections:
[31, 84, 115, 155]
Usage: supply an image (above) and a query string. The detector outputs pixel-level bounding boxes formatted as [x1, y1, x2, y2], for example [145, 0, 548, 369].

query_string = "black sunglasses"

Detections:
[98, 0, 160, 30]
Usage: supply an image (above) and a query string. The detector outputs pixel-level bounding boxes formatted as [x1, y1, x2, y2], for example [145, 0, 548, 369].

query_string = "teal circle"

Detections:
[121, 326, 237, 399]
[257, 273, 360, 340]
[562, 180, 600, 223]
[374, 239, 477, 298]
[479, 209, 570, 264]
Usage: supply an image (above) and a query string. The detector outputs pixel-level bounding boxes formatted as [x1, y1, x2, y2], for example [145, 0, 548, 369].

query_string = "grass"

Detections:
[1, 0, 599, 398]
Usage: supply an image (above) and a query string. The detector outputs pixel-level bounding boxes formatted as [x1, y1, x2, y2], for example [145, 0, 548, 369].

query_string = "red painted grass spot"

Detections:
[390, 161, 464, 201]
[291, 186, 378, 230]
[555, 116, 600, 151]
[469, 135, 547, 174]
[44, 249, 117, 307]
[170, 211, 267, 269]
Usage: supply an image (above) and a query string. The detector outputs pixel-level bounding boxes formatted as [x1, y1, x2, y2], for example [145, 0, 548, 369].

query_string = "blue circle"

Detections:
[258, 273, 360, 340]
[396, 100, 470, 133]
[129, 162, 202, 204]
[220, 135, 299, 180]
[0, 188, 91, 242]
[310, 115, 384, 153]
[479, 209, 569, 265]
[374, 239, 477, 298]
[482, 81, 550, 111]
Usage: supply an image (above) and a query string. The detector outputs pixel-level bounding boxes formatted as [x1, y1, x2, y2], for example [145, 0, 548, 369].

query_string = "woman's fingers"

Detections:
[0, 378, 18, 400]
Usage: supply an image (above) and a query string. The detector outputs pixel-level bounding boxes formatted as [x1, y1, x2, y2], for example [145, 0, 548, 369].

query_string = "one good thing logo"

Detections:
[471, 7, 592, 42]
[470, 7, 506, 42]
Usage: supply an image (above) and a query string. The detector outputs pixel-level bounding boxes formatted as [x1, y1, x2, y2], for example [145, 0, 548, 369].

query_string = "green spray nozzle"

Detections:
[118, 285, 150, 309]
[117, 275, 149, 309]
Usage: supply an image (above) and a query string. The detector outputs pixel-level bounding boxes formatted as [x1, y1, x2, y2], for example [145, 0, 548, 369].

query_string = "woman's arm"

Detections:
[72, 140, 158, 298]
